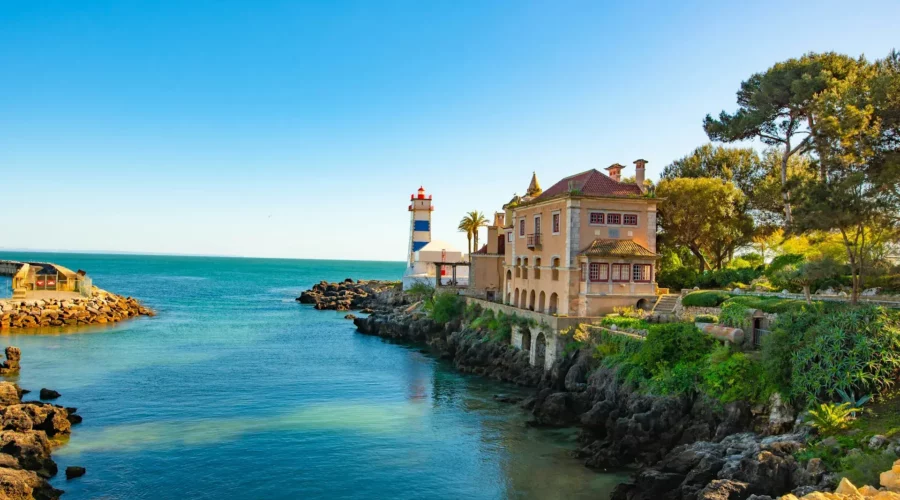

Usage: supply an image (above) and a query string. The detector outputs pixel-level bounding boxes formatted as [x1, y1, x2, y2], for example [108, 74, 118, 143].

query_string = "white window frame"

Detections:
[622, 213, 639, 226]
[551, 211, 561, 235]
[533, 214, 541, 235]
[519, 218, 525, 238]
[588, 211, 605, 226]
[606, 213, 623, 226]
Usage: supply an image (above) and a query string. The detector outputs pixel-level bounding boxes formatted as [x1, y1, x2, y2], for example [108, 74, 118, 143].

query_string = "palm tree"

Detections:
[459, 211, 489, 256]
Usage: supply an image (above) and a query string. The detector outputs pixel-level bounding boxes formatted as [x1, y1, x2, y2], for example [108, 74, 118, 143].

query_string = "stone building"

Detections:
[469, 160, 660, 317]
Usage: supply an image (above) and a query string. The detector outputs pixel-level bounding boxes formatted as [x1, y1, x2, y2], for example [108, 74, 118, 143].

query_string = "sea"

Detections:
[0, 252, 626, 499]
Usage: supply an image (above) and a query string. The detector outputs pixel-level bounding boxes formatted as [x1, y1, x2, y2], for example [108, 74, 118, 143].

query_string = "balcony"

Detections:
[526, 233, 541, 249]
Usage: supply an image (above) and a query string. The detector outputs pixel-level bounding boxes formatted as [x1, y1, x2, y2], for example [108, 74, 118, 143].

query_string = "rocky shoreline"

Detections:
[0, 347, 83, 499]
[295, 279, 399, 312]
[0, 289, 154, 330]
[303, 280, 843, 500]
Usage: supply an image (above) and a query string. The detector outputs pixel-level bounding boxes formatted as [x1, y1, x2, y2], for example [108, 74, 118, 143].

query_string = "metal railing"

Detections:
[526, 233, 541, 248]
[753, 328, 771, 349]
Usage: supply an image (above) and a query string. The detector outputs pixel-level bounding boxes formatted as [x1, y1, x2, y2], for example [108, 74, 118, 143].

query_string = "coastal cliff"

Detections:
[327, 285, 828, 500]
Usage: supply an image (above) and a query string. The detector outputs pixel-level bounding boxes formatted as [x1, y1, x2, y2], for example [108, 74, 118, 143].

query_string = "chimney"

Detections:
[633, 159, 647, 191]
[605, 163, 624, 182]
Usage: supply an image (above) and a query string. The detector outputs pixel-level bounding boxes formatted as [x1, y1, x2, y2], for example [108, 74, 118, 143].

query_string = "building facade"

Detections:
[472, 160, 660, 316]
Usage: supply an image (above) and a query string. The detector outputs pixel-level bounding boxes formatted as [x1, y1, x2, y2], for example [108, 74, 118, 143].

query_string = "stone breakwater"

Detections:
[349, 297, 835, 500]
[0, 290, 154, 330]
[296, 279, 400, 312]
[0, 347, 83, 499]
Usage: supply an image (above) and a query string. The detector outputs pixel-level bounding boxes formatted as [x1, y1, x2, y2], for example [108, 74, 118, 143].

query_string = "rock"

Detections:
[0, 431, 57, 478]
[862, 288, 880, 297]
[882, 459, 900, 491]
[0, 347, 21, 374]
[766, 393, 795, 435]
[343, 314, 357, 320]
[834, 477, 860, 496]
[697, 479, 749, 499]
[870, 435, 888, 449]
[65, 466, 86, 480]
[38, 389, 60, 401]
[493, 394, 523, 404]
[0, 383, 20, 406]
[0, 466, 62, 500]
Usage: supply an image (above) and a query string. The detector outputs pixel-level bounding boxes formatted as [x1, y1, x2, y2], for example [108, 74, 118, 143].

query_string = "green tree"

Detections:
[662, 143, 764, 201]
[773, 256, 841, 303]
[792, 51, 900, 304]
[704, 52, 867, 226]
[656, 178, 755, 272]
[458, 211, 489, 256]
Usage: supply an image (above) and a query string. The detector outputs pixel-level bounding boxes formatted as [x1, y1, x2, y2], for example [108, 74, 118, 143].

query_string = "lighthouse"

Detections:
[407, 186, 433, 266]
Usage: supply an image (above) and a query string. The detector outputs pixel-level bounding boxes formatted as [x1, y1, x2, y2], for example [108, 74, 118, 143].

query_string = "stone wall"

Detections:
[0, 289, 153, 330]
[511, 325, 562, 371]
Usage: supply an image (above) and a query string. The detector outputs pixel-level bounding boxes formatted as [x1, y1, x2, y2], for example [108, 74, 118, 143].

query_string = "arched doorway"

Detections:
[535, 333, 547, 369]
[506, 270, 512, 280]
[534, 257, 541, 279]
[549, 293, 558, 314]
[514, 288, 520, 307]
[538, 291, 546, 313]
[520, 290, 528, 309]
[521, 328, 532, 351]
[528, 290, 536, 311]
[636, 298, 651, 311]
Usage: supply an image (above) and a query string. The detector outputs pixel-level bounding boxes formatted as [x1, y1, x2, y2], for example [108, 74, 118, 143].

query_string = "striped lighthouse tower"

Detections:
[407, 186, 433, 267]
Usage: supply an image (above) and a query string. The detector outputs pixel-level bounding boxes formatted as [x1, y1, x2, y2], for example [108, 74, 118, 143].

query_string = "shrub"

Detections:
[702, 348, 770, 403]
[719, 301, 750, 329]
[790, 306, 900, 404]
[600, 316, 650, 331]
[651, 361, 704, 396]
[613, 306, 644, 318]
[428, 293, 465, 325]
[807, 403, 856, 436]
[694, 314, 718, 323]
[838, 452, 898, 488]
[724, 295, 807, 314]
[682, 290, 731, 307]
[636, 323, 715, 376]
[658, 266, 699, 291]
[406, 282, 435, 301]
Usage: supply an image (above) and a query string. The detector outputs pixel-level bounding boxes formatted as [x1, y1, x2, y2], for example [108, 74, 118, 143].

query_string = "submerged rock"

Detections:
[65, 466, 86, 480]
[38, 389, 60, 401]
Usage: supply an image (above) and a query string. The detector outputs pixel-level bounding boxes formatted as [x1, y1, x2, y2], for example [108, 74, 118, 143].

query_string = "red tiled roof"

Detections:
[579, 239, 657, 258]
[535, 169, 643, 200]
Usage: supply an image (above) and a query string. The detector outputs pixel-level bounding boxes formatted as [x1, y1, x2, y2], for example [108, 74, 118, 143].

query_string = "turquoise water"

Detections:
[0, 252, 624, 499]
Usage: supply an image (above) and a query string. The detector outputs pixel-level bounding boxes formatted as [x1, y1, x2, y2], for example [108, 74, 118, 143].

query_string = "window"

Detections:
[633, 264, 652, 282]
[507, 232, 512, 242]
[519, 218, 525, 237]
[589, 212, 604, 225]
[552, 212, 560, 234]
[534, 215, 541, 234]
[607, 213, 622, 225]
[623, 214, 638, 226]
[611, 263, 630, 282]
[589, 263, 609, 282]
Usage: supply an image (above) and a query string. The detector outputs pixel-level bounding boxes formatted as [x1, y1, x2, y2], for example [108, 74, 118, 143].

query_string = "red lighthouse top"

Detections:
[417, 186, 426, 199]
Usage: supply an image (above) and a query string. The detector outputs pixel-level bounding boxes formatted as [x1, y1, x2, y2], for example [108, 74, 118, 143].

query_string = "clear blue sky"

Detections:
[1, 0, 897, 260]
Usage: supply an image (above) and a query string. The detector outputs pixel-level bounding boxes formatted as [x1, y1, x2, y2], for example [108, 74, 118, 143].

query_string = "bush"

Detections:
[724, 295, 807, 314]
[406, 282, 435, 301]
[701, 347, 770, 403]
[600, 316, 650, 331]
[838, 451, 898, 487]
[766, 254, 806, 289]
[719, 301, 750, 329]
[658, 266, 699, 291]
[694, 314, 718, 323]
[636, 323, 715, 376]
[428, 293, 465, 325]
[651, 361, 704, 396]
[807, 403, 855, 436]
[790, 306, 900, 404]
[682, 290, 731, 307]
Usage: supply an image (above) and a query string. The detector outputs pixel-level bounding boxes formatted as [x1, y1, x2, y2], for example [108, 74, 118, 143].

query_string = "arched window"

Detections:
[528, 290, 536, 311]
[522, 258, 529, 279]
[534, 257, 541, 279]
[549, 293, 559, 314]
[514, 288, 520, 307]
[551, 257, 560, 281]
[538, 291, 546, 313]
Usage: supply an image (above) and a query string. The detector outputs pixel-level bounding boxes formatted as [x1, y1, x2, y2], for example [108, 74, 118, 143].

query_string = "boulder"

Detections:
[0, 431, 57, 478]
[0, 347, 21, 375]
[65, 466, 86, 480]
[0, 383, 20, 407]
[38, 389, 60, 401]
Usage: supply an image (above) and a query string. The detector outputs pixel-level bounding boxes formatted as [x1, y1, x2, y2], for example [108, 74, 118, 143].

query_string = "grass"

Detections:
[849, 393, 900, 437]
